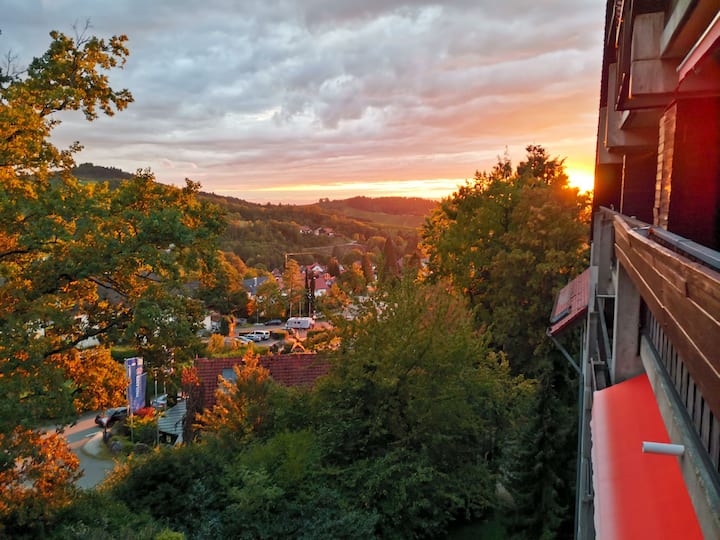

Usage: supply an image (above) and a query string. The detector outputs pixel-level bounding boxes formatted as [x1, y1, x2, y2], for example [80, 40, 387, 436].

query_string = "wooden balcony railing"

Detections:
[613, 215, 720, 419]
[611, 213, 720, 479]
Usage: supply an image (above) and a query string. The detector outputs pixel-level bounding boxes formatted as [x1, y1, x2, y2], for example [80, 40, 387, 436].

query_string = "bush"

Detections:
[306, 329, 323, 340]
[135, 407, 156, 419]
[111, 444, 226, 536]
[48, 490, 165, 539]
[271, 330, 288, 340]
[125, 415, 158, 446]
[206, 334, 226, 354]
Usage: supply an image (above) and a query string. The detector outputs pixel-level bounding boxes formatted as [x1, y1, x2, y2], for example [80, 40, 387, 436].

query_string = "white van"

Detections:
[247, 330, 270, 341]
[285, 317, 315, 330]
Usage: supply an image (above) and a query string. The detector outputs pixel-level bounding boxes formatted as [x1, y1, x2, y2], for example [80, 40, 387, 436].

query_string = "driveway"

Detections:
[51, 410, 117, 489]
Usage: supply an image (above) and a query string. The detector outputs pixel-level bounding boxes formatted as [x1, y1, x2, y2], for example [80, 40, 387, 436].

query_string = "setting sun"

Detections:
[566, 167, 595, 193]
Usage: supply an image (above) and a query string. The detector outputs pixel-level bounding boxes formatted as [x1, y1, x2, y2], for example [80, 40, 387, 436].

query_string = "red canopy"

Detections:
[549, 268, 590, 336]
[590, 374, 702, 539]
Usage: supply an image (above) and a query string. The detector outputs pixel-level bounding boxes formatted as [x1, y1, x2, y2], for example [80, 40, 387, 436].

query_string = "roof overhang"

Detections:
[677, 11, 720, 83]
[158, 399, 186, 437]
[590, 374, 702, 539]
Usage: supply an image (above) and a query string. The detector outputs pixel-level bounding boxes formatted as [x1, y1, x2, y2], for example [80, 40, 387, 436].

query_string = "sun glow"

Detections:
[566, 167, 595, 193]
[219, 165, 597, 205]
[222, 178, 466, 204]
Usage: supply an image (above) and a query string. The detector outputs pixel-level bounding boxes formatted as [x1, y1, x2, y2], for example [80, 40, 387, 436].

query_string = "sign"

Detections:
[124, 357, 147, 412]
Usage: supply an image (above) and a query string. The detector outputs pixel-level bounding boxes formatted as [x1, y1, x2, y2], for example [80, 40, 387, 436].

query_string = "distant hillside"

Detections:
[319, 196, 437, 216]
[72, 163, 133, 182]
[313, 196, 437, 229]
[64, 164, 438, 269]
[201, 192, 436, 269]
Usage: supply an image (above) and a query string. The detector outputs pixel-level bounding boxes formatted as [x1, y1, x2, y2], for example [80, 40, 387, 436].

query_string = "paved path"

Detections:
[51, 411, 117, 489]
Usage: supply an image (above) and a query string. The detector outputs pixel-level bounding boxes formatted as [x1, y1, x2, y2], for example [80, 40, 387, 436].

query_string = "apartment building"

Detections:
[550, 2, 720, 538]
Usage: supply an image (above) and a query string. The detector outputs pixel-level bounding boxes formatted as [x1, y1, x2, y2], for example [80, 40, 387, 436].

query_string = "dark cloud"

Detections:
[2, 0, 604, 202]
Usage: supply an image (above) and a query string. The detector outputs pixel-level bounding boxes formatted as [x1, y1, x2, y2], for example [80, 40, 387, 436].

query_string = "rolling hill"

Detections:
[71, 164, 439, 269]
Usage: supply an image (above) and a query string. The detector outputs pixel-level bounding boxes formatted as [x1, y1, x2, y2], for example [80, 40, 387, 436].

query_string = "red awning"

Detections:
[549, 268, 590, 335]
[590, 374, 703, 539]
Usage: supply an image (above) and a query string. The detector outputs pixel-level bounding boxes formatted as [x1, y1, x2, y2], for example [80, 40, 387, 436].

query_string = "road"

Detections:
[51, 411, 117, 489]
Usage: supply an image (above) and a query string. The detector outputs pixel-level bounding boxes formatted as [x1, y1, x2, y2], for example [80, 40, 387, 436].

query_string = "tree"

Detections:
[48, 490, 169, 540]
[197, 250, 250, 317]
[282, 258, 304, 317]
[181, 366, 203, 444]
[52, 347, 126, 413]
[361, 252, 374, 284]
[0, 29, 223, 425]
[314, 278, 529, 537]
[0, 29, 224, 531]
[485, 182, 589, 372]
[341, 248, 364, 267]
[1, 27, 133, 183]
[421, 145, 589, 374]
[0, 427, 81, 537]
[1, 28, 130, 428]
[327, 256, 341, 277]
[218, 431, 378, 540]
[316, 282, 350, 314]
[256, 277, 284, 319]
[516, 144, 566, 186]
[196, 353, 274, 445]
[338, 261, 366, 294]
[223, 251, 249, 277]
[379, 237, 400, 284]
[502, 369, 576, 539]
[420, 146, 589, 536]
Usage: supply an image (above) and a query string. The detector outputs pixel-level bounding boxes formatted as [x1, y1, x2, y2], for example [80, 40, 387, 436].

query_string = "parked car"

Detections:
[236, 336, 254, 345]
[151, 394, 168, 408]
[95, 407, 128, 429]
[247, 330, 271, 341]
[264, 319, 282, 326]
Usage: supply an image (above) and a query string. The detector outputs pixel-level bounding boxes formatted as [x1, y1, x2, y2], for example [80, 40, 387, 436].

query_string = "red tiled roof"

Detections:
[195, 353, 330, 409]
[590, 374, 702, 540]
[549, 268, 590, 335]
[314, 275, 329, 291]
[260, 354, 330, 387]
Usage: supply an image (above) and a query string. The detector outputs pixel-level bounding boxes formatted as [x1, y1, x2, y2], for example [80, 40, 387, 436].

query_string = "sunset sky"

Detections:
[4, 0, 605, 203]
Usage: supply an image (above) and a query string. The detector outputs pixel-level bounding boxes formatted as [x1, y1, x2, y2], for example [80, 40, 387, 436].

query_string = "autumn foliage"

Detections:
[51, 348, 126, 412]
[195, 353, 273, 442]
[0, 427, 81, 534]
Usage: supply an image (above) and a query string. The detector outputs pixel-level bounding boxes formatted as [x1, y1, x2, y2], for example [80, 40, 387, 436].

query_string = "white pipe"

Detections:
[642, 441, 685, 456]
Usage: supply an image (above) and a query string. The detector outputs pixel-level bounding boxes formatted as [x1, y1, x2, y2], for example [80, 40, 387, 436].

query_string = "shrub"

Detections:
[135, 407, 156, 419]
[127, 415, 158, 446]
[206, 334, 226, 354]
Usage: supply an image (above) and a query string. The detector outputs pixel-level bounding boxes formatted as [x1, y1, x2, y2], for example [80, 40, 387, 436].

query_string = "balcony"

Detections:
[583, 207, 720, 538]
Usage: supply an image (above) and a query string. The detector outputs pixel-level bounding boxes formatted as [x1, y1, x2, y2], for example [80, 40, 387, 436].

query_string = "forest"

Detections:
[71, 165, 428, 271]
[0, 29, 590, 539]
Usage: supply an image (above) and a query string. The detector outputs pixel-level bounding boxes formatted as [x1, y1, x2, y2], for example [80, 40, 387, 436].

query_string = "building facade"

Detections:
[554, 1, 720, 538]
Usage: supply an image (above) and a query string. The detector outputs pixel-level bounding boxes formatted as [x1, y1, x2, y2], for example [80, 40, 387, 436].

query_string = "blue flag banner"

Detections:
[124, 357, 147, 412]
